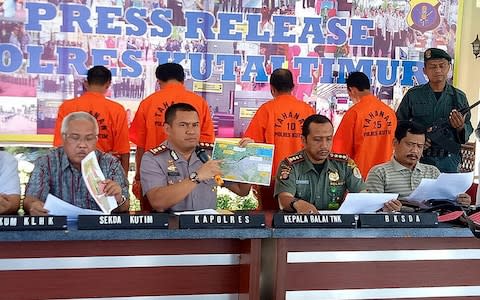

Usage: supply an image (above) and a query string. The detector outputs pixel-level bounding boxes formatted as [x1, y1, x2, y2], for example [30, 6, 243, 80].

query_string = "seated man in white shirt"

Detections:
[366, 121, 471, 206]
[0, 150, 21, 214]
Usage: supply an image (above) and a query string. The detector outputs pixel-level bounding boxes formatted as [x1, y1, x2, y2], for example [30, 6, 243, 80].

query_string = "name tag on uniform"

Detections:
[296, 180, 309, 184]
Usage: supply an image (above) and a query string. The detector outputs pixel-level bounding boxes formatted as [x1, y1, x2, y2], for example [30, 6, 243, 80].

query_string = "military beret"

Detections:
[424, 48, 451, 63]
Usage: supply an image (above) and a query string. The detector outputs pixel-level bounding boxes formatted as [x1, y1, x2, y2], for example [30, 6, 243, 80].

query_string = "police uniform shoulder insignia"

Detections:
[279, 154, 303, 180]
[286, 153, 304, 165]
[198, 142, 214, 150]
[329, 152, 348, 162]
[149, 144, 168, 155]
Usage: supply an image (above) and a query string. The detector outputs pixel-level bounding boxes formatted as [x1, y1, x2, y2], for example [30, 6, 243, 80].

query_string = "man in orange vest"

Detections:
[243, 68, 315, 210]
[332, 71, 397, 178]
[53, 66, 130, 174]
[129, 63, 214, 211]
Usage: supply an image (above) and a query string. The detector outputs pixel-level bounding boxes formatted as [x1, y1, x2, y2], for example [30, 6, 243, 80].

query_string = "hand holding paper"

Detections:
[338, 193, 399, 214]
[101, 179, 123, 199]
[44, 194, 103, 220]
[81, 151, 118, 214]
[406, 172, 474, 202]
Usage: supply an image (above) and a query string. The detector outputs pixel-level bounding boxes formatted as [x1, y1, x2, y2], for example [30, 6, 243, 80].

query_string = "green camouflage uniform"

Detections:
[396, 83, 473, 173]
[274, 150, 366, 210]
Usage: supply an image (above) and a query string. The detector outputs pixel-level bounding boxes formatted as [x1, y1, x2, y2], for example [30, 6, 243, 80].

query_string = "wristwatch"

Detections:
[189, 172, 201, 184]
[289, 198, 299, 212]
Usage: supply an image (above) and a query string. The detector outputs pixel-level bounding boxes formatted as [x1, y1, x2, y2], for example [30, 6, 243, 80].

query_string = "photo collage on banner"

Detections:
[0, 0, 461, 140]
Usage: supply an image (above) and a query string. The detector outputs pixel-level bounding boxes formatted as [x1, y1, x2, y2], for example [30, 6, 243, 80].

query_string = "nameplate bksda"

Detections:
[358, 213, 439, 228]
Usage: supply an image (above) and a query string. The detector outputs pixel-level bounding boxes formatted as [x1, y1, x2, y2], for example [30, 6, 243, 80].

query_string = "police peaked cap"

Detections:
[424, 48, 452, 63]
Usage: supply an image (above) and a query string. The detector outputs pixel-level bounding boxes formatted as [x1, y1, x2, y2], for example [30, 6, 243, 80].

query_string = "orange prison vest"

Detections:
[332, 94, 397, 177]
[129, 82, 214, 150]
[53, 92, 130, 155]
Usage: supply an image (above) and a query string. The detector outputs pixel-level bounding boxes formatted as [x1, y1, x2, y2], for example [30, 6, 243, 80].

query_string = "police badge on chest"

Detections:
[167, 159, 180, 178]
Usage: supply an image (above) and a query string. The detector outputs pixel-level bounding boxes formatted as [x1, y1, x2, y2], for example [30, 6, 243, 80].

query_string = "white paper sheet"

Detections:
[406, 172, 474, 202]
[81, 151, 118, 214]
[44, 194, 104, 220]
[317, 210, 344, 214]
[338, 193, 399, 214]
[174, 209, 219, 215]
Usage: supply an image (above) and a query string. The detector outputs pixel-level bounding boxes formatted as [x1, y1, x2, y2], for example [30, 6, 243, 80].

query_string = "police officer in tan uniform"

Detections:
[141, 103, 251, 212]
[275, 114, 401, 213]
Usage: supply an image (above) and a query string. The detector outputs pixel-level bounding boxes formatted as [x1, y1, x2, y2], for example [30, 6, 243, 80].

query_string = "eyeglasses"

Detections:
[63, 133, 98, 145]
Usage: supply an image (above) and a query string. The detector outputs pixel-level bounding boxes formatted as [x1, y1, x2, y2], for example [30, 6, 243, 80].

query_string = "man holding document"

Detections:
[24, 112, 130, 216]
[275, 114, 400, 214]
[366, 121, 471, 206]
[141, 103, 251, 212]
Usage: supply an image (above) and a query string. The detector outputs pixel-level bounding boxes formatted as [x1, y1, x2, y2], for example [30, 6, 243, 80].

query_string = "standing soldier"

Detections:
[396, 48, 473, 172]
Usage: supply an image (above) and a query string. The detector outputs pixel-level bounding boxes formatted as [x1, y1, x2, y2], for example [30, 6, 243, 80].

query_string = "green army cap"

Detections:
[424, 48, 452, 63]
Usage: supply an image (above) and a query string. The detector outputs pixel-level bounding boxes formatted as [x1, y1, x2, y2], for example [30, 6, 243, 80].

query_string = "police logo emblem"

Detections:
[407, 0, 441, 33]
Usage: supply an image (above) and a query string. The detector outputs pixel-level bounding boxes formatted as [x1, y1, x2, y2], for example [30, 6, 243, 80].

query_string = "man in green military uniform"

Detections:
[396, 48, 473, 173]
[274, 114, 401, 213]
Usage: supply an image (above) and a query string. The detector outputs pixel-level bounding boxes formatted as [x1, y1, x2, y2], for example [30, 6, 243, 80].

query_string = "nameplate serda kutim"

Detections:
[273, 213, 356, 228]
[77, 214, 169, 230]
[0, 216, 67, 231]
[179, 213, 265, 229]
[359, 213, 439, 228]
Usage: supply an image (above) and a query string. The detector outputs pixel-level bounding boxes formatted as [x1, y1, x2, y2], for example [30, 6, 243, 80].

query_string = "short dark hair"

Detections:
[395, 120, 427, 141]
[165, 103, 198, 125]
[87, 66, 111, 85]
[270, 68, 294, 92]
[302, 114, 333, 137]
[346, 71, 370, 91]
[155, 63, 185, 82]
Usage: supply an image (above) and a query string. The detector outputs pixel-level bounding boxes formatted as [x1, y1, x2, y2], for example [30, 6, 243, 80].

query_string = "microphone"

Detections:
[195, 146, 224, 186]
